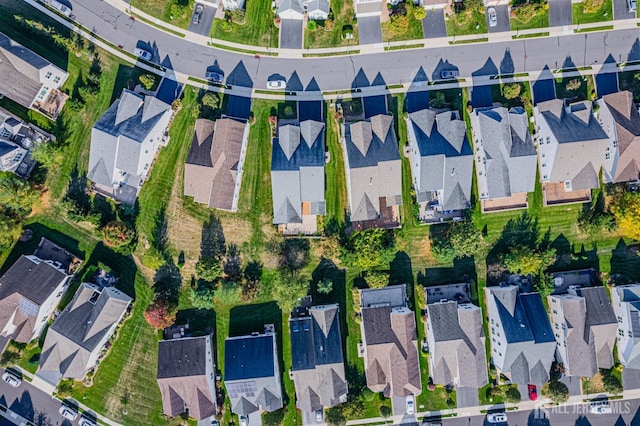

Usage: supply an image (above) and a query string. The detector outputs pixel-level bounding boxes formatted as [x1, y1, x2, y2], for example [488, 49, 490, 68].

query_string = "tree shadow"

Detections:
[610, 238, 640, 283]
[153, 262, 182, 307]
[351, 67, 370, 90]
[150, 206, 168, 257]
[419, 257, 478, 303]
[200, 214, 226, 259]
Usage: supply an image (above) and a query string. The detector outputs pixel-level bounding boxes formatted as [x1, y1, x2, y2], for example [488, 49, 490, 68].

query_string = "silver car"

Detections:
[488, 7, 497, 27]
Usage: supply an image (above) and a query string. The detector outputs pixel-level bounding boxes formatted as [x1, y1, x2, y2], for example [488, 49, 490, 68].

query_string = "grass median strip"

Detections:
[512, 31, 550, 39]
[574, 24, 614, 33]
[384, 43, 424, 51]
[449, 37, 489, 45]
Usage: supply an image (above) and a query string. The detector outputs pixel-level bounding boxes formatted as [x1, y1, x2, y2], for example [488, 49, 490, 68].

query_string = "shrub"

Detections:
[101, 221, 136, 253]
[307, 20, 317, 31]
[144, 300, 176, 330]
[139, 74, 156, 90]
[317, 278, 334, 294]
[201, 92, 220, 109]
[190, 280, 215, 309]
[365, 271, 389, 289]
[513, 2, 541, 23]
[379, 405, 392, 418]
[196, 257, 223, 282]
[413, 6, 427, 20]
[504, 386, 521, 403]
[340, 228, 396, 269]
[220, 20, 233, 31]
[565, 78, 582, 91]
[230, 9, 246, 23]
[502, 83, 522, 100]
[362, 388, 375, 401]
[547, 380, 569, 404]
[583, 0, 605, 13]
[171, 99, 182, 111]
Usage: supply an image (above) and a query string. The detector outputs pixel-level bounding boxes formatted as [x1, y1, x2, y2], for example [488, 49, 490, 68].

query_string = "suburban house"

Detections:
[289, 300, 348, 415]
[470, 106, 537, 212]
[406, 108, 473, 222]
[225, 331, 283, 419]
[534, 99, 610, 206]
[342, 114, 402, 229]
[87, 78, 181, 205]
[271, 118, 326, 234]
[547, 286, 616, 379]
[37, 283, 132, 385]
[425, 283, 487, 408]
[598, 91, 640, 184]
[611, 284, 640, 369]
[415, 0, 448, 9]
[157, 335, 217, 420]
[277, 0, 330, 20]
[0, 109, 47, 178]
[485, 285, 556, 392]
[184, 117, 250, 212]
[359, 285, 421, 398]
[0, 138, 27, 174]
[0, 32, 68, 118]
[221, 0, 245, 10]
[0, 254, 73, 348]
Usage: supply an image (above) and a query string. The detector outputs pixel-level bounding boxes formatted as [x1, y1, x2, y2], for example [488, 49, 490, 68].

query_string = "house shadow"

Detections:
[628, 37, 640, 63]
[175, 308, 215, 337]
[9, 390, 35, 422]
[595, 54, 620, 98]
[351, 67, 370, 90]
[83, 242, 139, 299]
[499, 48, 515, 75]
[110, 63, 150, 104]
[610, 238, 640, 283]
[431, 59, 459, 82]
[389, 251, 414, 307]
[286, 71, 304, 92]
[363, 72, 388, 118]
[419, 257, 478, 303]
[470, 58, 498, 108]
[561, 55, 577, 71]
[574, 416, 591, 426]
[226, 61, 253, 89]
[406, 66, 430, 114]
[527, 408, 551, 425]
[305, 77, 321, 93]
[532, 65, 557, 105]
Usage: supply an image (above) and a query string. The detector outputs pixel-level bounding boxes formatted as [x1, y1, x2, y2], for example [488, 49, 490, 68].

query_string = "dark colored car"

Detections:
[205, 71, 224, 84]
[440, 69, 459, 80]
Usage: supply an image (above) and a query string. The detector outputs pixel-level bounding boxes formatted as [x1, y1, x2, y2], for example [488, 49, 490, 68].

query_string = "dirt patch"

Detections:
[582, 372, 605, 394]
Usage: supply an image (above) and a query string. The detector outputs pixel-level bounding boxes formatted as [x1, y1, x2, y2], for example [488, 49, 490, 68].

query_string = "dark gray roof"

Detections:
[0, 256, 67, 305]
[360, 285, 407, 309]
[538, 100, 609, 143]
[521, 293, 555, 344]
[362, 306, 396, 345]
[225, 334, 275, 380]
[158, 336, 210, 379]
[493, 289, 554, 344]
[427, 302, 467, 343]
[0, 141, 19, 158]
[0, 33, 50, 69]
[290, 306, 343, 371]
[343, 115, 400, 168]
[574, 287, 617, 328]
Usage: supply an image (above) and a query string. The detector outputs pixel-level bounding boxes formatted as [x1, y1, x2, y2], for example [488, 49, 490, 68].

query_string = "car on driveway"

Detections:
[59, 405, 78, 421]
[486, 412, 507, 423]
[488, 7, 497, 27]
[134, 47, 152, 61]
[315, 409, 323, 422]
[406, 394, 415, 415]
[79, 415, 97, 426]
[240, 415, 248, 426]
[629, 0, 637, 11]
[528, 384, 538, 401]
[2, 371, 21, 387]
[192, 4, 204, 24]
[267, 78, 287, 90]
[211, 420, 220, 426]
[590, 400, 612, 414]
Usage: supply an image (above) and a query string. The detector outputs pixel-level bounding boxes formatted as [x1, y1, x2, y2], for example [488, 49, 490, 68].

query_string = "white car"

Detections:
[2, 371, 21, 387]
[628, 0, 636, 11]
[79, 416, 97, 426]
[488, 7, 497, 27]
[315, 409, 323, 422]
[590, 400, 612, 414]
[266, 79, 286, 90]
[134, 48, 152, 61]
[240, 415, 248, 426]
[50, 0, 72, 17]
[406, 394, 415, 415]
[59, 405, 78, 421]
[486, 412, 507, 423]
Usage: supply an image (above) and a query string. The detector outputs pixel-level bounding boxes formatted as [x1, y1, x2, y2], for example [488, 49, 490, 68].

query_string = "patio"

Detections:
[481, 192, 528, 212]
[425, 282, 471, 304]
[543, 181, 591, 206]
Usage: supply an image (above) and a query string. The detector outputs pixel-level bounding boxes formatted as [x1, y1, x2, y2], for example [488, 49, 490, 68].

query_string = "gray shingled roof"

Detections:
[601, 91, 640, 183]
[278, 0, 329, 15]
[0, 256, 68, 305]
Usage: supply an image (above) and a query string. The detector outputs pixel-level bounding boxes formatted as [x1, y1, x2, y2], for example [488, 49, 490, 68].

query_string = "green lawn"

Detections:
[325, 105, 349, 227]
[381, 5, 425, 43]
[490, 81, 535, 132]
[510, 3, 549, 30]
[211, 1, 279, 47]
[554, 75, 596, 102]
[572, 0, 613, 24]
[446, 8, 488, 36]
[304, 0, 359, 48]
[130, 0, 195, 29]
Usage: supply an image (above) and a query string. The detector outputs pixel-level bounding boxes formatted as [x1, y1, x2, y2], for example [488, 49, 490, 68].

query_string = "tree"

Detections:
[503, 386, 521, 403]
[602, 369, 623, 394]
[201, 92, 220, 109]
[500, 246, 556, 275]
[0, 349, 20, 367]
[101, 221, 136, 253]
[196, 257, 223, 282]
[413, 6, 427, 20]
[171, 99, 183, 111]
[611, 192, 640, 241]
[244, 260, 263, 284]
[223, 244, 243, 281]
[144, 300, 176, 330]
[365, 271, 389, 289]
[0, 216, 20, 252]
[0, 172, 39, 219]
[448, 221, 483, 258]
[547, 380, 569, 404]
[30, 141, 62, 169]
[279, 238, 310, 273]
[535, 273, 555, 298]
[317, 278, 333, 294]
[270, 274, 309, 314]
[430, 91, 446, 109]
[502, 83, 522, 100]
[379, 405, 392, 418]
[340, 228, 396, 269]
[139, 74, 156, 90]
[307, 20, 317, 30]
[189, 280, 215, 309]
[431, 236, 455, 263]
[325, 406, 346, 426]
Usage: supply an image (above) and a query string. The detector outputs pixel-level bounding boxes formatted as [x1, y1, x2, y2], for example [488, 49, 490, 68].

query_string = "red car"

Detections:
[528, 384, 538, 401]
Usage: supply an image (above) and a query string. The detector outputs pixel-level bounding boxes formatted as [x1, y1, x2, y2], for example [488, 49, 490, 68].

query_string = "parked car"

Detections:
[266, 79, 287, 90]
[2, 371, 21, 387]
[488, 7, 497, 27]
[192, 4, 204, 24]
[205, 71, 224, 84]
[59, 405, 78, 421]
[79, 416, 97, 426]
[486, 412, 507, 424]
[528, 384, 538, 401]
[315, 409, 323, 423]
[406, 394, 415, 415]
[50, 0, 72, 17]
[134, 48, 152, 61]
[240, 415, 248, 426]
[440, 69, 459, 80]
[628, 0, 636, 11]
[211, 420, 220, 426]
[590, 400, 612, 414]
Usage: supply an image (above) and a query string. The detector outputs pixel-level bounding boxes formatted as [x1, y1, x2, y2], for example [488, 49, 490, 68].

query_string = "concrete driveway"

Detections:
[358, 16, 383, 45]
[422, 9, 447, 38]
[549, 0, 572, 26]
[487, 5, 511, 33]
[188, 4, 216, 36]
[280, 19, 303, 49]
[614, 0, 637, 19]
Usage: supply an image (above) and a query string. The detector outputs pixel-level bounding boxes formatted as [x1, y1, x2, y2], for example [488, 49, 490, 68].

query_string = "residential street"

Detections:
[0, 368, 63, 426]
[43, 0, 640, 94]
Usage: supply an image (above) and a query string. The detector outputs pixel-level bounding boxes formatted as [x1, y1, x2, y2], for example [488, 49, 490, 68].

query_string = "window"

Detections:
[546, 137, 550, 144]
[542, 163, 547, 168]
[553, 310, 557, 315]
[618, 316, 623, 323]
[629, 331, 633, 338]
[53, 76, 60, 83]
[606, 153, 611, 160]
[555, 324, 559, 330]
[45, 71, 52, 79]
[614, 140, 618, 147]
[543, 175, 548, 180]
[619, 330, 624, 337]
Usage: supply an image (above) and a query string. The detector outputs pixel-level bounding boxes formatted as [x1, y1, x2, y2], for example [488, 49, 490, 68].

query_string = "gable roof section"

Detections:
[0, 256, 68, 305]
[225, 334, 276, 380]
[602, 91, 640, 183]
[158, 335, 211, 379]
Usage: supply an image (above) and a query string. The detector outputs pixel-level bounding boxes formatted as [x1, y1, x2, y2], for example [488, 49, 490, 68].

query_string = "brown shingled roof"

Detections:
[602, 91, 640, 183]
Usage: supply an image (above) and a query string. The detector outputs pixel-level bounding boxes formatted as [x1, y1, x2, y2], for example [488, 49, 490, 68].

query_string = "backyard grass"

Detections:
[572, 0, 613, 24]
[130, 0, 195, 29]
[325, 104, 349, 227]
[304, 0, 359, 48]
[618, 70, 640, 102]
[211, 1, 279, 47]
[554, 74, 596, 102]
[446, 8, 488, 36]
[381, 5, 426, 43]
[510, 3, 549, 30]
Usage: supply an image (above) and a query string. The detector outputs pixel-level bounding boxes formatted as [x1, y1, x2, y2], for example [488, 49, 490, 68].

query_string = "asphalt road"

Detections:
[441, 399, 640, 426]
[0, 368, 64, 426]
